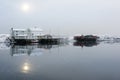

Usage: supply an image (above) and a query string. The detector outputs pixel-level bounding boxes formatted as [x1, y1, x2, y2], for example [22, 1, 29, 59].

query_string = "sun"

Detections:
[21, 3, 30, 12]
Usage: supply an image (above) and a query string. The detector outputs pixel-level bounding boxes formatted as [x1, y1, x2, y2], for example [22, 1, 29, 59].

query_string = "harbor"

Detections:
[1, 0, 120, 79]
[3, 28, 120, 46]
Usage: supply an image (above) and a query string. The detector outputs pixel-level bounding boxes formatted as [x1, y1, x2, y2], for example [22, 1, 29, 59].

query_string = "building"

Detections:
[10, 27, 62, 44]
[10, 27, 43, 40]
[10, 27, 43, 43]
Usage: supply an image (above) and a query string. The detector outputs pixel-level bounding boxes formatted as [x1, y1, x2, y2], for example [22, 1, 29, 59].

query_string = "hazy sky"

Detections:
[0, 0, 120, 36]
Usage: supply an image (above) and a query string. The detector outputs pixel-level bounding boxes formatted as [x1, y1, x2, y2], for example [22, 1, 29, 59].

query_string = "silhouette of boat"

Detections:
[73, 41, 99, 47]
[74, 35, 99, 42]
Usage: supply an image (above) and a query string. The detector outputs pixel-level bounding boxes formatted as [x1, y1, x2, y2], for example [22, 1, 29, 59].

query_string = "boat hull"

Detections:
[74, 35, 99, 42]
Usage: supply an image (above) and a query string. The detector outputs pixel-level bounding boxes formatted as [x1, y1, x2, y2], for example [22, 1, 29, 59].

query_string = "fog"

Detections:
[0, 0, 120, 36]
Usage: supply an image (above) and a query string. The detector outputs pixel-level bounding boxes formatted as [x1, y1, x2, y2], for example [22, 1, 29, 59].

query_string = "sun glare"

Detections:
[23, 65, 29, 71]
[22, 62, 30, 73]
[21, 3, 30, 12]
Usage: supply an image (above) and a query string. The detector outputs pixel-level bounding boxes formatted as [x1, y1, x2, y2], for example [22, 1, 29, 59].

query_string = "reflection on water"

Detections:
[10, 41, 99, 57]
[22, 62, 30, 73]
[0, 39, 120, 56]
[1, 40, 120, 80]
[73, 41, 99, 47]
[10, 43, 67, 56]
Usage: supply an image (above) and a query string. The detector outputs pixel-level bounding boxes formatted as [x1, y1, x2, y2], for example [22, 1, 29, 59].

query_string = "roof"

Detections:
[15, 34, 27, 36]
[12, 29, 26, 31]
[12, 27, 43, 32]
[30, 27, 43, 32]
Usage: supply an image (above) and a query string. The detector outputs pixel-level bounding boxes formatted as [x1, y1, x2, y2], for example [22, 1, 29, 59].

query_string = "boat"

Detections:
[74, 35, 99, 42]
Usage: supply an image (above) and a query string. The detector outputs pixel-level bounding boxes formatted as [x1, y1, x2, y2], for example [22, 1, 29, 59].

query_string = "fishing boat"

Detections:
[74, 35, 99, 42]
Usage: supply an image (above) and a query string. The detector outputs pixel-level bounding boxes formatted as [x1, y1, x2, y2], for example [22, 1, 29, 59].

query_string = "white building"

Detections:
[10, 27, 43, 40]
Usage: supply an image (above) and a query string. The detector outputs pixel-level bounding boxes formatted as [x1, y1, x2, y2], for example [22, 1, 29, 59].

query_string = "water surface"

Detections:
[0, 42, 120, 80]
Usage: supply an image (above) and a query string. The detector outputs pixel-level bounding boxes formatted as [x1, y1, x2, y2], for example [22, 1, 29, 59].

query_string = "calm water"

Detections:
[0, 42, 120, 80]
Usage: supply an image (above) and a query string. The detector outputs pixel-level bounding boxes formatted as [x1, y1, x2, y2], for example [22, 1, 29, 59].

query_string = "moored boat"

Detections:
[74, 35, 99, 42]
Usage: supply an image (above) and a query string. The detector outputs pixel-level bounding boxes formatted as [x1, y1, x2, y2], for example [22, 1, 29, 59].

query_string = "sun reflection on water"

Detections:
[22, 62, 30, 73]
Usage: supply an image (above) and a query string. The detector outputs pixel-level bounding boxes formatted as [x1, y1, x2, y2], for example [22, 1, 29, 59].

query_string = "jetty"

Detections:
[9, 27, 61, 44]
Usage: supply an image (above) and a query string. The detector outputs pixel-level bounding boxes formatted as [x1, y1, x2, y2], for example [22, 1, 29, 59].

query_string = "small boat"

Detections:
[74, 35, 99, 42]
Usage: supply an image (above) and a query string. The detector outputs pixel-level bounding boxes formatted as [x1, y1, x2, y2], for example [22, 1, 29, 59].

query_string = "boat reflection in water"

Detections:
[10, 43, 67, 56]
[73, 41, 99, 47]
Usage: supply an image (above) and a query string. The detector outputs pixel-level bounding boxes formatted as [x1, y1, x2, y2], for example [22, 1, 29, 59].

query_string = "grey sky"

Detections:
[0, 0, 120, 36]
